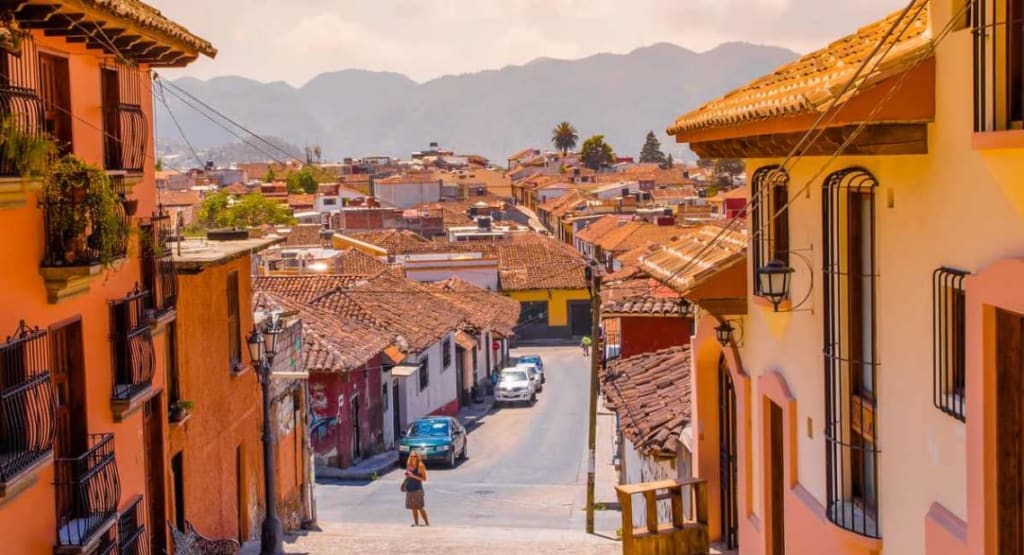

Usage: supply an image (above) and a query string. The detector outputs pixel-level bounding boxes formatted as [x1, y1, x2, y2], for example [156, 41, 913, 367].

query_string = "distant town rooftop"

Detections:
[172, 235, 285, 272]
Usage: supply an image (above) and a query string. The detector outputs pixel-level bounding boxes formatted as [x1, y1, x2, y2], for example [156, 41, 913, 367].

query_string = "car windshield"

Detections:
[407, 420, 450, 438]
[523, 367, 537, 377]
[501, 371, 528, 382]
[520, 356, 540, 365]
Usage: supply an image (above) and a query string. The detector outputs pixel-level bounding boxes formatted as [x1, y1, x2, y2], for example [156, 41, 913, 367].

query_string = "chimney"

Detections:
[477, 216, 492, 230]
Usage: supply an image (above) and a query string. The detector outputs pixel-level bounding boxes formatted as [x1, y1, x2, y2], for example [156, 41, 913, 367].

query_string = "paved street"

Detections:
[272, 345, 621, 554]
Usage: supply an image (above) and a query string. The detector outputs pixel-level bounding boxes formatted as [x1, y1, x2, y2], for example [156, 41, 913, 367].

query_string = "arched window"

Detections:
[822, 167, 880, 538]
[750, 166, 790, 296]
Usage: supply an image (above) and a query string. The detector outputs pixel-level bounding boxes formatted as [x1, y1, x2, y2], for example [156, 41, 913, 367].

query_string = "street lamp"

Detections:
[247, 319, 284, 555]
[714, 321, 735, 347]
[758, 260, 794, 312]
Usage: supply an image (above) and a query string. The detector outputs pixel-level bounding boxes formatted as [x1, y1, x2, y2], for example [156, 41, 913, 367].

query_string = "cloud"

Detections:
[148, 0, 906, 86]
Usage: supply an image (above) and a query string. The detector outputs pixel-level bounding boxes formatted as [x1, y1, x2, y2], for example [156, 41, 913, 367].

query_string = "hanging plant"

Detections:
[0, 116, 57, 179]
[43, 155, 126, 266]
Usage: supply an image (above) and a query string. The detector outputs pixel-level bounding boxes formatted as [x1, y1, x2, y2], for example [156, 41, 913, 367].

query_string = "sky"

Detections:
[150, 0, 908, 87]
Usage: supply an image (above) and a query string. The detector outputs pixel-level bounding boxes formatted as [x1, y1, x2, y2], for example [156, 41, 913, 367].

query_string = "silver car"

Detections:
[516, 362, 543, 392]
[495, 367, 536, 406]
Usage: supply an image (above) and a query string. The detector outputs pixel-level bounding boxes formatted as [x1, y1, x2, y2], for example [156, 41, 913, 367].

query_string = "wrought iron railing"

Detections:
[750, 165, 790, 297]
[0, 32, 46, 178]
[54, 433, 120, 549]
[41, 180, 130, 268]
[104, 104, 147, 173]
[110, 287, 155, 401]
[933, 267, 968, 421]
[140, 211, 177, 315]
[0, 321, 55, 484]
[117, 496, 149, 555]
[973, 0, 1024, 132]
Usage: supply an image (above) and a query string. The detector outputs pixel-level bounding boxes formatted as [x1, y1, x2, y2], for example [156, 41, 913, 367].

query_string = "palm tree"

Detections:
[551, 121, 579, 157]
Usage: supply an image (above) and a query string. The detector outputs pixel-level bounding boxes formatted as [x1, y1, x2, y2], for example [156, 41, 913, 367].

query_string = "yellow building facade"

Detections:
[668, 1, 1024, 554]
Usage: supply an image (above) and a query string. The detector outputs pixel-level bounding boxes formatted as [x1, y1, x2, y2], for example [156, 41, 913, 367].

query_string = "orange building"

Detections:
[0, 3, 216, 554]
[664, 1, 1024, 554]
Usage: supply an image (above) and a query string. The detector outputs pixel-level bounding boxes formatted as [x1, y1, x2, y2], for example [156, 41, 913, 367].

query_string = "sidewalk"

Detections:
[315, 396, 497, 482]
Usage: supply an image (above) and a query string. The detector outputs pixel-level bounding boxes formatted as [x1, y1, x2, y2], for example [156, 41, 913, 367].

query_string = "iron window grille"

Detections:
[933, 267, 968, 421]
[0, 321, 55, 485]
[822, 168, 880, 539]
[418, 357, 429, 392]
[226, 270, 241, 372]
[442, 338, 452, 370]
[973, 0, 1024, 131]
[109, 286, 156, 401]
[117, 495, 148, 555]
[101, 61, 147, 173]
[0, 31, 45, 177]
[54, 433, 121, 549]
[139, 211, 178, 316]
[751, 165, 791, 296]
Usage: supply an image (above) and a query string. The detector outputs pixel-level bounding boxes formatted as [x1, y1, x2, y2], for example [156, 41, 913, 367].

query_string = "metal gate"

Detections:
[719, 354, 739, 549]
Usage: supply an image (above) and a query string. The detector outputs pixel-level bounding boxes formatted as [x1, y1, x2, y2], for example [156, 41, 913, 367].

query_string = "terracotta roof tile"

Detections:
[575, 215, 627, 244]
[667, 0, 931, 136]
[334, 249, 390, 276]
[601, 346, 691, 456]
[348, 229, 430, 252]
[284, 224, 325, 246]
[639, 225, 747, 295]
[80, 0, 216, 59]
[425, 277, 521, 335]
[253, 274, 368, 302]
[602, 278, 686, 317]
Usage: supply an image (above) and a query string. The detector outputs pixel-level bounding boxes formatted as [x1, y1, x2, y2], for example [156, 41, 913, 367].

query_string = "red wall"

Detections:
[620, 317, 691, 358]
[309, 354, 384, 468]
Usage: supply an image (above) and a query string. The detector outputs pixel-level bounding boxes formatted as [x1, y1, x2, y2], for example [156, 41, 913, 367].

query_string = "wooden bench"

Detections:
[616, 478, 710, 555]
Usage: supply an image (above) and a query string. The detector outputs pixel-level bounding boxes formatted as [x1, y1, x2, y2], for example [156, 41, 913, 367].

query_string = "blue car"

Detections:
[517, 354, 544, 373]
[398, 416, 468, 468]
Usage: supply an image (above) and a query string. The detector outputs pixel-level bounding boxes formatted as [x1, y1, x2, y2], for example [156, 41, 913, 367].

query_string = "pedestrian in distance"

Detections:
[402, 451, 429, 526]
[580, 335, 592, 356]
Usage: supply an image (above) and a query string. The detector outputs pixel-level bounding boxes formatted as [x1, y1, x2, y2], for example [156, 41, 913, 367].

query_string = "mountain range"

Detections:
[154, 42, 798, 166]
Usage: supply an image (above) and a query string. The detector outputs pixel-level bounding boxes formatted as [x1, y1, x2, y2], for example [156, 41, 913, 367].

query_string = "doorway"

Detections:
[171, 452, 185, 530]
[997, 308, 1024, 555]
[143, 397, 167, 553]
[392, 379, 401, 443]
[351, 394, 361, 462]
[767, 401, 785, 555]
[718, 354, 739, 549]
[38, 53, 72, 153]
[568, 300, 592, 337]
[50, 319, 87, 459]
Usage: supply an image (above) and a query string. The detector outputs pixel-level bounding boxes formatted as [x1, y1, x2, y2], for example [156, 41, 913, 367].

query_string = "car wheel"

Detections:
[530, 393, 537, 404]
[461, 441, 469, 460]
[398, 456, 407, 468]
[448, 450, 457, 468]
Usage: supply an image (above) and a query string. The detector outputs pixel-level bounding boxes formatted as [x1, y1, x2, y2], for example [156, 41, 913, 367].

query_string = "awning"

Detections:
[391, 364, 419, 378]
[383, 345, 406, 365]
[454, 331, 476, 350]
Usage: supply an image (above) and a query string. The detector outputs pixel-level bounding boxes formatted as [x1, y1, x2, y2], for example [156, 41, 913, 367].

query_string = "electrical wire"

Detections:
[154, 79, 205, 168]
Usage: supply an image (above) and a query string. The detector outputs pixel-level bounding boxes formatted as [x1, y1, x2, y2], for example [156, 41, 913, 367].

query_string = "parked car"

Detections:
[517, 354, 544, 372]
[516, 362, 543, 392]
[398, 416, 468, 468]
[495, 367, 536, 406]
[516, 358, 545, 384]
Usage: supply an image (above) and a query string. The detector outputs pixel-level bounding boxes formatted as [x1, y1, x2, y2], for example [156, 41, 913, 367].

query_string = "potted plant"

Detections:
[0, 115, 56, 180]
[169, 399, 194, 423]
[42, 155, 125, 266]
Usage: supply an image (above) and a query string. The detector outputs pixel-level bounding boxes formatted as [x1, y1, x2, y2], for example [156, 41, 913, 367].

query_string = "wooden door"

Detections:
[143, 397, 167, 553]
[768, 401, 785, 555]
[49, 320, 86, 458]
[351, 395, 361, 461]
[37, 53, 72, 154]
[718, 355, 739, 549]
[100, 67, 121, 169]
[392, 379, 401, 443]
[997, 308, 1024, 555]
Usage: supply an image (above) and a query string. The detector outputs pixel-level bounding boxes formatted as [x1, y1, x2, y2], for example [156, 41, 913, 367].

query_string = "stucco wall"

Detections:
[396, 336, 458, 429]
[308, 354, 384, 469]
[619, 316, 690, 358]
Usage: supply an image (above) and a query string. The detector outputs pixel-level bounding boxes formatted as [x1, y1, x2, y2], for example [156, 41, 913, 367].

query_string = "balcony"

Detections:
[103, 104, 147, 178]
[0, 322, 56, 498]
[117, 495, 148, 555]
[140, 210, 178, 321]
[0, 32, 48, 208]
[54, 434, 120, 554]
[109, 287, 156, 420]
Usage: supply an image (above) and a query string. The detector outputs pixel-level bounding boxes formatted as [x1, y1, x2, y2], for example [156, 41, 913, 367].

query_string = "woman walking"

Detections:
[403, 451, 429, 526]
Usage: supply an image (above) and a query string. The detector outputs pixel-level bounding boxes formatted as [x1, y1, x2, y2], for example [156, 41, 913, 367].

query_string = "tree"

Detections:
[580, 134, 615, 171]
[286, 167, 318, 194]
[551, 121, 579, 157]
[192, 191, 295, 231]
[263, 167, 276, 182]
[638, 131, 667, 164]
[661, 153, 674, 170]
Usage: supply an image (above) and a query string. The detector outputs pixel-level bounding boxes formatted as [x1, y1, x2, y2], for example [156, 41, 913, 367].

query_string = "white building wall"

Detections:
[404, 265, 499, 291]
[375, 182, 442, 209]
[397, 334, 458, 428]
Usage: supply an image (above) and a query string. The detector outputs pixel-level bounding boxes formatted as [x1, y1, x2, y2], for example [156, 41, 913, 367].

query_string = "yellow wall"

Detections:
[727, 4, 1024, 553]
[505, 288, 590, 327]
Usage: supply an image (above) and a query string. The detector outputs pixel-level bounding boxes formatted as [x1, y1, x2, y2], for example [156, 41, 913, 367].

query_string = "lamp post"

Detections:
[247, 320, 285, 555]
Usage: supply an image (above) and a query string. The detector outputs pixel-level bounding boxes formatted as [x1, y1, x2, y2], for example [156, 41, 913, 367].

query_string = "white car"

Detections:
[516, 362, 543, 392]
[495, 367, 536, 406]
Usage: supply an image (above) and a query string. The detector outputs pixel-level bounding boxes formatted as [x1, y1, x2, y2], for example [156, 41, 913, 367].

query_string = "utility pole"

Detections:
[585, 265, 601, 534]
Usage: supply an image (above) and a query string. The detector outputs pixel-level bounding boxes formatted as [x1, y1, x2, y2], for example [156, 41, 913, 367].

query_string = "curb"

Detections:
[315, 451, 399, 481]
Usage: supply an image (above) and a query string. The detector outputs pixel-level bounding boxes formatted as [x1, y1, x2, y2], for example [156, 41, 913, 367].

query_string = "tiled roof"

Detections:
[602, 278, 686, 317]
[601, 346, 692, 457]
[334, 249, 389, 276]
[425, 277, 521, 335]
[349, 229, 430, 252]
[158, 190, 201, 207]
[78, 0, 216, 59]
[258, 292, 387, 373]
[596, 223, 689, 254]
[253, 274, 369, 303]
[639, 225, 747, 295]
[667, 0, 931, 136]
[575, 215, 626, 244]
[288, 194, 315, 207]
[284, 224, 324, 246]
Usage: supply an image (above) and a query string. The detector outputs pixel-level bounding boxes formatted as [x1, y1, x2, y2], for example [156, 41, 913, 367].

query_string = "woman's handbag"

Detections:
[400, 478, 408, 492]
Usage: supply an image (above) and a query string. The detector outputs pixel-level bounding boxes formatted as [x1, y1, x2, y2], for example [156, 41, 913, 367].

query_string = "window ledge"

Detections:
[38, 258, 127, 304]
[149, 308, 177, 335]
[106, 169, 144, 188]
[971, 129, 1024, 150]
[169, 411, 192, 427]
[231, 364, 252, 378]
[0, 176, 42, 209]
[0, 452, 51, 506]
[111, 385, 160, 422]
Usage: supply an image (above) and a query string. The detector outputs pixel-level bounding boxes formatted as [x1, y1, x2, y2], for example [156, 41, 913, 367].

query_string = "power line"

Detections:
[155, 79, 205, 168]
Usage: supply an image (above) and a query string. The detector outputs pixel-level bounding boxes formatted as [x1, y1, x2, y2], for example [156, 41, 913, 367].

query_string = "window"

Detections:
[442, 338, 452, 370]
[382, 383, 389, 412]
[227, 270, 241, 371]
[38, 53, 72, 153]
[109, 287, 155, 401]
[322, 198, 337, 206]
[100, 62, 146, 172]
[973, 0, 1024, 131]
[822, 168, 880, 538]
[751, 166, 790, 297]
[166, 321, 181, 408]
[418, 357, 429, 391]
[518, 301, 548, 325]
[933, 267, 967, 420]
[0, 323, 54, 483]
